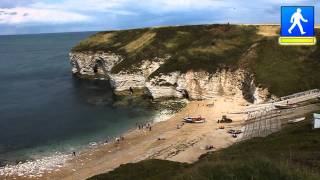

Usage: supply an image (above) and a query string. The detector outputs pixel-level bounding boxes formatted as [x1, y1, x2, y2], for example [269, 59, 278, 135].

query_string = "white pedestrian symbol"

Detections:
[288, 8, 308, 35]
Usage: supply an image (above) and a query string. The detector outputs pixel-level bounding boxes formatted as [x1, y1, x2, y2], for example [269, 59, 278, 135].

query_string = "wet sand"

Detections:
[8, 97, 248, 180]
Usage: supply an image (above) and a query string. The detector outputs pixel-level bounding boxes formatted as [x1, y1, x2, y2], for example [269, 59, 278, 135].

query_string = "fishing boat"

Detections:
[183, 117, 206, 123]
[275, 104, 297, 109]
[288, 117, 305, 124]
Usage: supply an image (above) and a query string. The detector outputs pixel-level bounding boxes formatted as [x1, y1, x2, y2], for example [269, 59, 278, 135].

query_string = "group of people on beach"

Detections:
[177, 122, 185, 129]
[115, 136, 125, 143]
[137, 122, 152, 131]
[104, 135, 125, 144]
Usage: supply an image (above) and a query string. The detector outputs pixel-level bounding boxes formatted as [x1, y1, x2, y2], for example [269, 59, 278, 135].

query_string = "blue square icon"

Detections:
[281, 6, 314, 37]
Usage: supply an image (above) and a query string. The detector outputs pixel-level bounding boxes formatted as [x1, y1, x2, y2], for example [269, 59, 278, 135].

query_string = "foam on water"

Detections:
[153, 109, 175, 123]
[0, 152, 71, 178]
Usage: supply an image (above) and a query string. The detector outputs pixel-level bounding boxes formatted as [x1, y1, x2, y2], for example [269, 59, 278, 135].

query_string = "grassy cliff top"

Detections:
[72, 24, 320, 97]
[72, 24, 260, 73]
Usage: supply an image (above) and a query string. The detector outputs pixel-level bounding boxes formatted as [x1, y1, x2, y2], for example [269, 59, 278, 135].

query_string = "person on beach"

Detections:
[129, 87, 133, 95]
[72, 151, 76, 156]
[149, 126, 152, 131]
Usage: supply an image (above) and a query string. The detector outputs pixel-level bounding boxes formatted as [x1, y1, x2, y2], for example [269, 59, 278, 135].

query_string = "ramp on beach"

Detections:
[244, 89, 320, 113]
[240, 89, 320, 141]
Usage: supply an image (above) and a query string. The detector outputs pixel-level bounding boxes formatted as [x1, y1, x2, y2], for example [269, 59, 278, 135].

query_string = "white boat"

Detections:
[183, 117, 206, 123]
[288, 117, 305, 124]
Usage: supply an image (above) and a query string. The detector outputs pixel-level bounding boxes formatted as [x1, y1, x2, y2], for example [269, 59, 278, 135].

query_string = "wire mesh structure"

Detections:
[241, 89, 320, 141]
[242, 109, 282, 140]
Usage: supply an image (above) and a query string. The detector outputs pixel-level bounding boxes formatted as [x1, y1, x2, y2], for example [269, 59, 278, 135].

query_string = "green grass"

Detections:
[72, 24, 259, 74]
[72, 24, 320, 97]
[249, 36, 320, 97]
[88, 159, 189, 180]
[88, 115, 320, 180]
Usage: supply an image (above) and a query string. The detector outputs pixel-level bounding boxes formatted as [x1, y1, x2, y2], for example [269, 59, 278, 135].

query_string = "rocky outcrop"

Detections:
[69, 52, 270, 103]
[69, 52, 122, 78]
[252, 86, 270, 104]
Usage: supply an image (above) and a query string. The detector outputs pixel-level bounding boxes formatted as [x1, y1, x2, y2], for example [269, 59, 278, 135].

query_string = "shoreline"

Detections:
[1, 97, 248, 179]
[0, 101, 184, 178]
[49, 97, 247, 180]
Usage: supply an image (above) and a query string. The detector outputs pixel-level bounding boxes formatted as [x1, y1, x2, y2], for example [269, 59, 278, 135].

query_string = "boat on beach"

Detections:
[274, 104, 297, 109]
[288, 117, 306, 124]
[183, 117, 206, 123]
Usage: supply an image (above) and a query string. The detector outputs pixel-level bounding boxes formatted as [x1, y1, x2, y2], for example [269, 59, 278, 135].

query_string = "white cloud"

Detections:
[141, 0, 228, 12]
[128, 0, 315, 14]
[30, 0, 134, 14]
[0, 7, 91, 24]
[0, 0, 317, 28]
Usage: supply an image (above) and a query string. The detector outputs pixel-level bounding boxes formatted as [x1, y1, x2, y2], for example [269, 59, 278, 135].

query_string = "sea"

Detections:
[0, 32, 157, 167]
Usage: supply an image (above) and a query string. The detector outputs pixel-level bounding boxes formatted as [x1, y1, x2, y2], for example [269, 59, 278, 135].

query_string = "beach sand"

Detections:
[8, 97, 248, 180]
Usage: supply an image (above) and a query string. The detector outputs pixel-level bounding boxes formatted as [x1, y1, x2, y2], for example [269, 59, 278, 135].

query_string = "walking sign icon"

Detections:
[279, 6, 316, 45]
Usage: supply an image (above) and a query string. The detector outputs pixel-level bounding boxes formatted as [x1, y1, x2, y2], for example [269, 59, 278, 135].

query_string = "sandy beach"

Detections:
[4, 97, 248, 180]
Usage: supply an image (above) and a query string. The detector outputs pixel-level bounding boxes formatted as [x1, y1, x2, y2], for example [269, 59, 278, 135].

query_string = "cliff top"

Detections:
[72, 24, 265, 73]
[72, 24, 320, 97]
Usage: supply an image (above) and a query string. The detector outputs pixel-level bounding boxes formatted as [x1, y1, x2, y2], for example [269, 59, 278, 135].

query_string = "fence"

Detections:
[242, 109, 282, 140]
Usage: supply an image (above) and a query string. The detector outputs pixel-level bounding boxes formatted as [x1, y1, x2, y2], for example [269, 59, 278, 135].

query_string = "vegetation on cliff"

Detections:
[88, 117, 320, 180]
[72, 24, 320, 97]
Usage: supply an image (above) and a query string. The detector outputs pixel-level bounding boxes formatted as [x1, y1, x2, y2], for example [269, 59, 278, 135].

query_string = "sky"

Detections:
[0, 0, 319, 35]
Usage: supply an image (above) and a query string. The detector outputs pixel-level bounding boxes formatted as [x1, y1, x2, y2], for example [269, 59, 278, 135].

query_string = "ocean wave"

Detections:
[152, 109, 175, 123]
[0, 152, 71, 178]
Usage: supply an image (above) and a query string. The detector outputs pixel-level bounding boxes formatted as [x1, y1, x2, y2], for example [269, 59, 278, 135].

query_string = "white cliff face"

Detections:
[109, 59, 167, 94]
[109, 73, 146, 93]
[69, 52, 122, 76]
[146, 72, 184, 99]
[147, 70, 257, 101]
[70, 52, 269, 102]
[178, 70, 245, 100]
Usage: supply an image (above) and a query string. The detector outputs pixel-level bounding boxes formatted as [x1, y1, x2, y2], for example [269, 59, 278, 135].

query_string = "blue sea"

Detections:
[0, 32, 156, 166]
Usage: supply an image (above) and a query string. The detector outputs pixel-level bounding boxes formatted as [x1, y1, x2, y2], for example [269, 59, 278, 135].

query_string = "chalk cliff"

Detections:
[69, 51, 269, 103]
[70, 24, 320, 102]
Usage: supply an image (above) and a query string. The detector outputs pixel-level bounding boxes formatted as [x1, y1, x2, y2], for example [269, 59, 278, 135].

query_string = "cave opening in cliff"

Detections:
[182, 89, 189, 99]
[93, 65, 98, 73]
[93, 59, 104, 73]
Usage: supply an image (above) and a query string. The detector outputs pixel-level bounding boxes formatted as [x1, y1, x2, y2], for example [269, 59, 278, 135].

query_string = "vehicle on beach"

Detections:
[227, 129, 242, 134]
[228, 129, 242, 138]
[183, 117, 206, 123]
[217, 115, 233, 123]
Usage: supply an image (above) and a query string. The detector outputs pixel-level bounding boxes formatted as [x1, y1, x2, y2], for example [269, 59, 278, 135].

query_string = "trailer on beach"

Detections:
[313, 113, 320, 129]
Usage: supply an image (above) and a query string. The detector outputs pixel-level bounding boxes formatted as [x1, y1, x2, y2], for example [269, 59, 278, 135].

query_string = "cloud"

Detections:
[137, 0, 312, 13]
[0, 7, 91, 24]
[0, 0, 38, 8]
[0, 0, 318, 35]
[0, 0, 136, 26]
[137, 0, 228, 12]
[30, 0, 135, 14]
